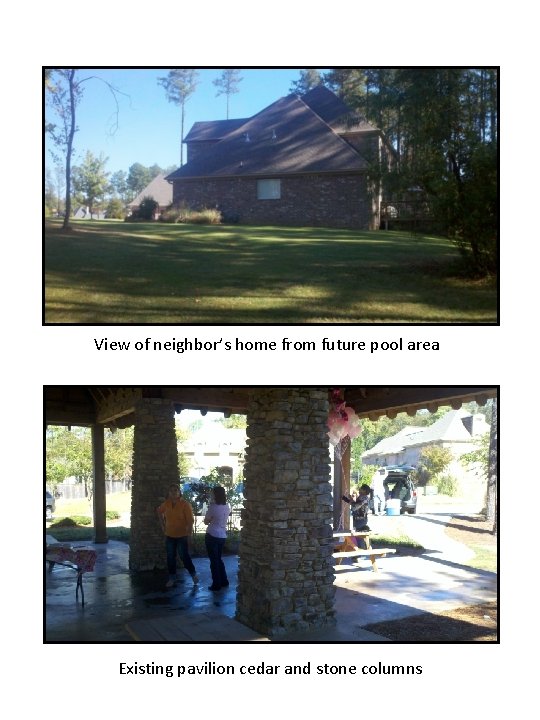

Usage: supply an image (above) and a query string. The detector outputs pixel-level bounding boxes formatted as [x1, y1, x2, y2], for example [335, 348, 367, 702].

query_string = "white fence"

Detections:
[53, 479, 130, 500]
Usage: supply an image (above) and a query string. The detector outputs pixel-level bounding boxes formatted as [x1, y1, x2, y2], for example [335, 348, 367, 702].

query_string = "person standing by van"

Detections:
[371, 468, 387, 515]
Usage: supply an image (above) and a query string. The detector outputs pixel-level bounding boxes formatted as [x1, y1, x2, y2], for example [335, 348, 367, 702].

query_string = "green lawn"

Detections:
[44, 220, 497, 323]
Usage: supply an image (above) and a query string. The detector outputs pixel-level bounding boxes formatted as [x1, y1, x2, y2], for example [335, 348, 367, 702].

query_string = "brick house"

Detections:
[166, 86, 394, 230]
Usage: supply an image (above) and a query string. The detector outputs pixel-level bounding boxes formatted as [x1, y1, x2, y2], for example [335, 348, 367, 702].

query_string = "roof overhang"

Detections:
[45, 386, 497, 428]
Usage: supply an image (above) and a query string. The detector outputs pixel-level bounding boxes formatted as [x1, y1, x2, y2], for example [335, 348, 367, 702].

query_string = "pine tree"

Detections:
[158, 69, 200, 166]
[213, 69, 243, 119]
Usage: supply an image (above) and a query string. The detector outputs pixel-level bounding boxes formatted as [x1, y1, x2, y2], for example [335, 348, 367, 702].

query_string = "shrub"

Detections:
[105, 510, 121, 520]
[159, 204, 222, 225]
[433, 474, 459, 496]
[49, 515, 92, 527]
[185, 208, 222, 225]
[160, 206, 180, 223]
[414, 446, 453, 486]
[106, 198, 126, 219]
[135, 196, 159, 220]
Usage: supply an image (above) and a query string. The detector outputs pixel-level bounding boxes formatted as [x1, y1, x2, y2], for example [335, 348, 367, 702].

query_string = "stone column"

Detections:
[129, 399, 179, 571]
[92, 424, 108, 543]
[236, 388, 335, 636]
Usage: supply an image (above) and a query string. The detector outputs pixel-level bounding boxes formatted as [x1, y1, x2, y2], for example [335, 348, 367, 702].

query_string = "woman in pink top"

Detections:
[203, 486, 230, 591]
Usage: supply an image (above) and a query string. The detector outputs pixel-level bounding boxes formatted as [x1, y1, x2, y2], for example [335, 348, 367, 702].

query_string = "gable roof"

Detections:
[167, 93, 366, 180]
[184, 118, 249, 143]
[362, 410, 490, 460]
[363, 426, 426, 457]
[301, 85, 351, 125]
[128, 173, 173, 208]
[406, 409, 490, 447]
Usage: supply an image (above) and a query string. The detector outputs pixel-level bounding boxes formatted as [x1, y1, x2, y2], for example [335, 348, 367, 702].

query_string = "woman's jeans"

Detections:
[166, 536, 196, 577]
[205, 533, 228, 588]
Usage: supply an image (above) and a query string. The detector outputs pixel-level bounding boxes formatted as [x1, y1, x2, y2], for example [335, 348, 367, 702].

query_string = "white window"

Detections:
[257, 179, 281, 200]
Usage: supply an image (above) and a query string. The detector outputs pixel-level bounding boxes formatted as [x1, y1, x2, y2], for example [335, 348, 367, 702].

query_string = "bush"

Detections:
[49, 515, 92, 527]
[185, 208, 222, 225]
[414, 446, 453, 486]
[159, 204, 222, 225]
[132, 196, 159, 221]
[433, 474, 459, 496]
[160, 205, 181, 223]
[106, 198, 126, 219]
[105, 510, 121, 520]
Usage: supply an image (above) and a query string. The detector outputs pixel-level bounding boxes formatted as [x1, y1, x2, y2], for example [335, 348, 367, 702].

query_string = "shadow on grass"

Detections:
[44, 221, 498, 324]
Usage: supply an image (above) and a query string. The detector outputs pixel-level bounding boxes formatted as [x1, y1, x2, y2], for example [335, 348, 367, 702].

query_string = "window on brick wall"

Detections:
[257, 179, 281, 200]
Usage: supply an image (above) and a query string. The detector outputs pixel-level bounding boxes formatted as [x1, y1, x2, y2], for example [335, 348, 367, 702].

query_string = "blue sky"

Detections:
[45, 68, 323, 175]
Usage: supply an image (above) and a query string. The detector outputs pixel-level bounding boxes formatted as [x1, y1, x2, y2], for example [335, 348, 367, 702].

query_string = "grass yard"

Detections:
[44, 220, 497, 324]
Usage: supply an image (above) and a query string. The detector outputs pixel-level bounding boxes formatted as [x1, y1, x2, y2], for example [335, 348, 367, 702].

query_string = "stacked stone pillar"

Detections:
[236, 388, 335, 636]
[129, 399, 179, 571]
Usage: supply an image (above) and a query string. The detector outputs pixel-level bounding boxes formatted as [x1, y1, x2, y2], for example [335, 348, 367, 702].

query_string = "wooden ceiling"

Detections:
[45, 386, 497, 428]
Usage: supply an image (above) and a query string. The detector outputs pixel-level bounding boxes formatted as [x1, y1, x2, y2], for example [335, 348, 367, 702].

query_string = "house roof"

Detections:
[362, 409, 491, 460]
[300, 85, 351, 125]
[167, 93, 367, 180]
[184, 119, 249, 143]
[363, 426, 426, 458]
[331, 118, 380, 134]
[406, 409, 490, 447]
[128, 173, 173, 208]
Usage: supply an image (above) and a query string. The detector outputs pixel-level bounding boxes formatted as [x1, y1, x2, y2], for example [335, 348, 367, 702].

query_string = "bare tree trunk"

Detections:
[486, 398, 497, 533]
[62, 70, 76, 230]
[180, 102, 185, 167]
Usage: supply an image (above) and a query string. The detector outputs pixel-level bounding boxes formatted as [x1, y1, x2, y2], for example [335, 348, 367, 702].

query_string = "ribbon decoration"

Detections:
[327, 388, 362, 453]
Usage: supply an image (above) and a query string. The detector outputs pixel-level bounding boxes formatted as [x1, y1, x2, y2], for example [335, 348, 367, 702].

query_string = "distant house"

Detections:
[73, 206, 106, 220]
[181, 425, 246, 480]
[362, 409, 490, 469]
[166, 86, 394, 230]
[127, 173, 173, 219]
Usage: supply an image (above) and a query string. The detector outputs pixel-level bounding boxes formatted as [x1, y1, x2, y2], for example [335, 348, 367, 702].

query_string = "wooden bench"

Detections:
[332, 547, 396, 572]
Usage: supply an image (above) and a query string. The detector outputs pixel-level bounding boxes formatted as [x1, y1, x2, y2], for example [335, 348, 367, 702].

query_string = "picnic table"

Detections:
[332, 530, 395, 572]
[46, 544, 97, 606]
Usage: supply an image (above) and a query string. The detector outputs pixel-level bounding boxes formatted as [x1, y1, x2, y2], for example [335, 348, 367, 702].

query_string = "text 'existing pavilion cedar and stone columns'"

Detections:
[237, 388, 336, 637]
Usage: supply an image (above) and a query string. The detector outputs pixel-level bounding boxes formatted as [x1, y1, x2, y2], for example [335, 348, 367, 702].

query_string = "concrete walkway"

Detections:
[45, 510, 496, 642]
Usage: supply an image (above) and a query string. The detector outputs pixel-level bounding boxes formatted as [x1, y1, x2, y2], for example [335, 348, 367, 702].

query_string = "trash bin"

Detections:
[386, 499, 401, 516]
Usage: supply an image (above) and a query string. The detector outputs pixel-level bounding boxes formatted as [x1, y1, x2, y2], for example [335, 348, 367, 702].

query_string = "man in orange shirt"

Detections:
[157, 484, 199, 588]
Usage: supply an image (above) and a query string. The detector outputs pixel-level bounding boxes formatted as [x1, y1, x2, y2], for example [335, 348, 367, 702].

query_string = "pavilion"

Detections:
[44, 386, 497, 637]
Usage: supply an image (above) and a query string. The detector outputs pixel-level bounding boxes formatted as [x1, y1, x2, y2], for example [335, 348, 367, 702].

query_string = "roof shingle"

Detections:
[167, 94, 366, 180]
[127, 173, 173, 208]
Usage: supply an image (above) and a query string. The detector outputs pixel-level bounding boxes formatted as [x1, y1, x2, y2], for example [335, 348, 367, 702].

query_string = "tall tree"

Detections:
[127, 162, 152, 195]
[213, 69, 243, 119]
[110, 170, 130, 203]
[46, 69, 127, 230]
[324, 68, 368, 109]
[72, 151, 110, 218]
[46, 70, 80, 229]
[325, 67, 498, 275]
[158, 69, 200, 166]
[289, 69, 325, 96]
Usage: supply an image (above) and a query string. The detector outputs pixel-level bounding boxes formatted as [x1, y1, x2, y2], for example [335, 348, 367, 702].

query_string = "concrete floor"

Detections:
[45, 516, 497, 643]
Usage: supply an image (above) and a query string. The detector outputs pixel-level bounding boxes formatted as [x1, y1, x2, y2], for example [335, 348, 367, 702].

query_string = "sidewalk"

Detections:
[45, 524, 496, 642]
